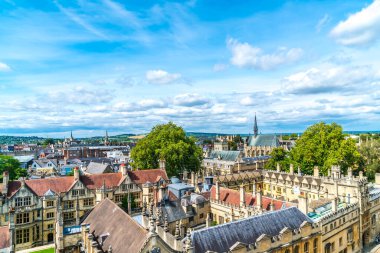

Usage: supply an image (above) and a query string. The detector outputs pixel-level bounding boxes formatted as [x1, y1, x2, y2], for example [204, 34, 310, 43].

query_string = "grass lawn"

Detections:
[33, 248, 55, 253]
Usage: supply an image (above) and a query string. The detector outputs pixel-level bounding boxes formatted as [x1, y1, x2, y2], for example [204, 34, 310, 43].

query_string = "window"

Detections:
[200, 213, 204, 219]
[64, 201, 74, 209]
[16, 229, 29, 244]
[36, 225, 40, 239]
[294, 245, 299, 253]
[16, 213, 29, 224]
[347, 228, 353, 243]
[63, 212, 74, 221]
[189, 217, 194, 222]
[114, 195, 124, 203]
[198, 202, 204, 208]
[47, 212, 54, 219]
[332, 242, 335, 251]
[47, 224, 54, 229]
[15, 197, 31, 207]
[325, 243, 332, 253]
[372, 215, 377, 226]
[83, 198, 94, 207]
[304, 242, 309, 253]
[339, 237, 343, 246]
[72, 189, 85, 196]
[46, 201, 54, 207]
[313, 239, 318, 253]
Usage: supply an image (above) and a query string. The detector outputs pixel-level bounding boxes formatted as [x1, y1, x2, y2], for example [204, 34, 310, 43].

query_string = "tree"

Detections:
[130, 122, 203, 177]
[0, 155, 27, 181]
[265, 147, 290, 171]
[43, 138, 55, 146]
[121, 194, 137, 212]
[359, 138, 380, 181]
[289, 122, 361, 175]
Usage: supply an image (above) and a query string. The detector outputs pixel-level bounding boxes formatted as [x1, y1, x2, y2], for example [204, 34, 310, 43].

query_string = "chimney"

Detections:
[159, 159, 166, 171]
[276, 163, 280, 172]
[347, 167, 353, 179]
[289, 164, 294, 174]
[270, 200, 274, 211]
[74, 167, 80, 181]
[191, 172, 196, 187]
[298, 196, 308, 215]
[215, 181, 220, 201]
[2, 171, 9, 195]
[297, 166, 301, 176]
[252, 182, 257, 195]
[256, 189, 262, 208]
[359, 171, 363, 179]
[332, 198, 338, 213]
[120, 164, 127, 176]
[313, 166, 319, 177]
[206, 213, 211, 228]
[240, 184, 245, 207]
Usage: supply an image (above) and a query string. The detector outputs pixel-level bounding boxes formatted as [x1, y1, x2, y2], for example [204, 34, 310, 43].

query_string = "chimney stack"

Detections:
[347, 167, 353, 179]
[276, 163, 280, 172]
[332, 198, 338, 213]
[191, 172, 196, 187]
[289, 164, 294, 174]
[359, 171, 363, 179]
[297, 166, 302, 176]
[120, 164, 127, 176]
[159, 159, 166, 171]
[240, 184, 245, 207]
[74, 167, 80, 181]
[256, 189, 262, 209]
[313, 166, 319, 177]
[215, 181, 220, 201]
[2, 171, 9, 195]
[298, 196, 308, 215]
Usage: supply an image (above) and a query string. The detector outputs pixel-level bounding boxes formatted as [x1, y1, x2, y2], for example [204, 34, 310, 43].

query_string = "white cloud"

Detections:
[145, 69, 182, 84]
[283, 65, 379, 94]
[316, 14, 330, 32]
[330, 0, 380, 46]
[227, 38, 303, 70]
[0, 62, 11, 72]
[173, 93, 211, 107]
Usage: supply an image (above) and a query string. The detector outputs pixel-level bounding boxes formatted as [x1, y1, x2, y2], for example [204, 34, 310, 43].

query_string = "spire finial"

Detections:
[254, 113, 258, 137]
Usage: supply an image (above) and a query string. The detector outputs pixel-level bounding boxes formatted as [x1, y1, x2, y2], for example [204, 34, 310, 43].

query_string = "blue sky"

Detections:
[1, 0, 380, 137]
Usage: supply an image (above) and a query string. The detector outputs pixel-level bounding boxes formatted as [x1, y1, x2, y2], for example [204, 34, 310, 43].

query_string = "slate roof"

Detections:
[191, 207, 314, 253]
[83, 198, 149, 253]
[207, 151, 242, 161]
[247, 134, 280, 147]
[0, 226, 10, 250]
[85, 162, 113, 174]
[34, 158, 58, 168]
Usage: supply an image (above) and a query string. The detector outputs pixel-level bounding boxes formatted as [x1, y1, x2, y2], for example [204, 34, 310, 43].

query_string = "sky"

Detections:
[1, 0, 380, 137]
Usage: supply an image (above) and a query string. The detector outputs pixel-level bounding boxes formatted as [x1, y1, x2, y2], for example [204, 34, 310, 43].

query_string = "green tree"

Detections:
[121, 194, 137, 212]
[228, 141, 238, 151]
[289, 122, 361, 175]
[359, 138, 380, 181]
[130, 122, 203, 177]
[0, 155, 27, 181]
[43, 138, 55, 146]
[265, 147, 290, 171]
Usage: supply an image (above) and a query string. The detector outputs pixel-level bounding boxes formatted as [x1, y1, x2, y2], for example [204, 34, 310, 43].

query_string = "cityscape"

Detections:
[1, 1, 380, 253]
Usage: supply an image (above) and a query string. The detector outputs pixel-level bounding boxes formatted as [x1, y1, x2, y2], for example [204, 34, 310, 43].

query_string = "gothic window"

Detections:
[294, 245, 299, 253]
[372, 214, 376, 226]
[313, 239, 318, 253]
[325, 243, 332, 253]
[304, 242, 309, 253]
[347, 228, 353, 243]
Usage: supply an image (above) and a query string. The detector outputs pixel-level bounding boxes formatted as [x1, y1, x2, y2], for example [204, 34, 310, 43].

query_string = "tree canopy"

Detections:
[0, 155, 27, 181]
[130, 122, 203, 177]
[265, 122, 362, 175]
[359, 137, 380, 181]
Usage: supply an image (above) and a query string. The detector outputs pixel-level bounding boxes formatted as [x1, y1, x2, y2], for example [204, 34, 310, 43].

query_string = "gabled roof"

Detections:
[80, 173, 123, 190]
[247, 134, 280, 147]
[83, 198, 149, 253]
[127, 169, 168, 184]
[85, 162, 113, 174]
[191, 207, 314, 253]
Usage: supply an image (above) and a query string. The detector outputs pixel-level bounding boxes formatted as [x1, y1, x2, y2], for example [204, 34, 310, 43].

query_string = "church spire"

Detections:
[70, 131, 74, 141]
[254, 113, 258, 137]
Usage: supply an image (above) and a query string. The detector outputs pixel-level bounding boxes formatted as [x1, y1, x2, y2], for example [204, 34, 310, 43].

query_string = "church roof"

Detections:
[247, 134, 280, 147]
[207, 150, 242, 161]
[191, 207, 313, 253]
[85, 162, 113, 174]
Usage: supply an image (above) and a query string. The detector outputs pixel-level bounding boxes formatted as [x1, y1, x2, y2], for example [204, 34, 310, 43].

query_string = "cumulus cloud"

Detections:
[330, 0, 380, 46]
[227, 38, 303, 70]
[0, 62, 11, 72]
[145, 69, 182, 84]
[173, 93, 211, 107]
[283, 65, 379, 94]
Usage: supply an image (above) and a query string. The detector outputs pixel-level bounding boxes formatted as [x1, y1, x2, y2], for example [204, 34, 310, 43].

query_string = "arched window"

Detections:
[294, 245, 299, 253]
[304, 242, 309, 253]
[325, 243, 331, 253]
[313, 239, 318, 253]
[285, 249, 290, 253]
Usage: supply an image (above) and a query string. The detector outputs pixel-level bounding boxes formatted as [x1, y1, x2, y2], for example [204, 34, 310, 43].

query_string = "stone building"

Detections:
[0, 163, 168, 251]
[190, 207, 320, 253]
